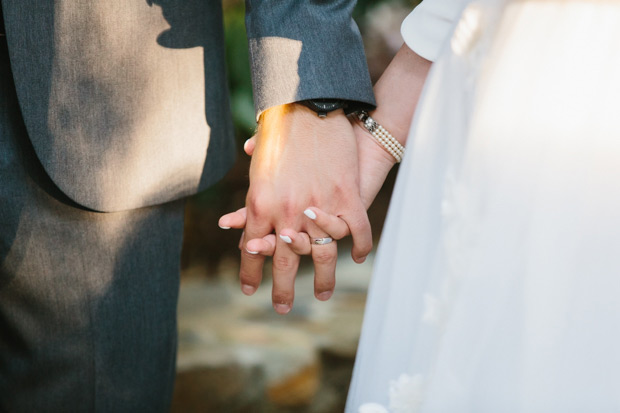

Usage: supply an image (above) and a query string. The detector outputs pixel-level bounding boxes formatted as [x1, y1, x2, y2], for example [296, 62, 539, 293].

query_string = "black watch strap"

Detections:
[298, 99, 347, 118]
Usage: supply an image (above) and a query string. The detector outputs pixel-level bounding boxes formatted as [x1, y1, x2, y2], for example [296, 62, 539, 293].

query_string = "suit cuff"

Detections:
[246, 0, 376, 119]
[248, 36, 375, 119]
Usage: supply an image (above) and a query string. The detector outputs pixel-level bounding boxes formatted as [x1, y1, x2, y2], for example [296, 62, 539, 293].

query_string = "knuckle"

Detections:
[280, 198, 298, 217]
[348, 215, 369, 233]
[274, 255, 295, 271]
[247, 193, 271, 218]
[333, 183, 347, 198]
[313, 250, 336, 265]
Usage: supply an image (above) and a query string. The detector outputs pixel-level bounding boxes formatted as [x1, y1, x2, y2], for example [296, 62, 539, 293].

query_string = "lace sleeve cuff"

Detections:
[400, 0, 466, 62]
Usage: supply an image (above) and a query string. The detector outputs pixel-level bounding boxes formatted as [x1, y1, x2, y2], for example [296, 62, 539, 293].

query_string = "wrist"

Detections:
[292, 102, 346, 120]
[368, 44, 433, 146]
[354, 121, 398, 167]
[366, 108, 409, 147]
[355, 111, 405, 163]
[354, 121, 396, 208]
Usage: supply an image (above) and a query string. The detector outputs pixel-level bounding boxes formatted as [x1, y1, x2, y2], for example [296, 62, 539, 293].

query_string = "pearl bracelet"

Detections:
[357, 111, 405, 163]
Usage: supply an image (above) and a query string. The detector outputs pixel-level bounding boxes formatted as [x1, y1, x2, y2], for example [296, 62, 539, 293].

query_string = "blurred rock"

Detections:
[360, 1, 414, 82]
[172, 364, 265, 413]
[267, 363, 320, 408]
[365, 2, 411, 54]
[173, 254, 374, 412]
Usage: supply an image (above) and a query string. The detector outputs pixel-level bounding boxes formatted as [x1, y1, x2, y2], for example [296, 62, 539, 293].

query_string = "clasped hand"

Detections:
[219, 103, 396, 314]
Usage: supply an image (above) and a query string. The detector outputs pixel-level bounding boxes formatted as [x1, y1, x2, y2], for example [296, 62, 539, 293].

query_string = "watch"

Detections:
[298, 99, 348, 118]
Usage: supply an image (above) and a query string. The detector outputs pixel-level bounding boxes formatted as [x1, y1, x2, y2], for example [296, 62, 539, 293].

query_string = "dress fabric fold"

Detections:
[347, 1, 620, 412]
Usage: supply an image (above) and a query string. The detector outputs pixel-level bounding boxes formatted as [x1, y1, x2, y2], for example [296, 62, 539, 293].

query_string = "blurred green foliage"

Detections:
[223, 3, 256, 136]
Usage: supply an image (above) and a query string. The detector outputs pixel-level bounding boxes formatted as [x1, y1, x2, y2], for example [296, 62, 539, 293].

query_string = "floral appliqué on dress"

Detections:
[358, 374, 425, 413]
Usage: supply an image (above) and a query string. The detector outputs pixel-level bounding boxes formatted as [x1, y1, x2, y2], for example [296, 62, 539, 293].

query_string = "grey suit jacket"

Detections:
[1, 0, 375, 212]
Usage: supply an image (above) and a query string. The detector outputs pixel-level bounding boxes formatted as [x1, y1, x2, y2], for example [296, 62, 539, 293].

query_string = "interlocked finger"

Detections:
[246, 234, 277, 257]
[304, 207, 350, 240]
[239, 216, 272, 297]
[219, 207, 247, 230]
[271, 232, 301, 315]
[310, 236, 338, 301]
[306, 220, 338, 301]
[279, 229, 312, 255]
[337, 203, 372, 263]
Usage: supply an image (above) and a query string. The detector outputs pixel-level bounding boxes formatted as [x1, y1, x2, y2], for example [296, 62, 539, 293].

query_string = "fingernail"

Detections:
[317, 291, 333, 301]
[304, 209, 317, 220]
[246, 249, 259, 255]
[219, 224, 231, 230]
[354, 255, 367, 264]
[279, 235, 292, 244]
[274, 304, 291, 314]
[241, 284, 256, 296]
[243, 139, 251, 150]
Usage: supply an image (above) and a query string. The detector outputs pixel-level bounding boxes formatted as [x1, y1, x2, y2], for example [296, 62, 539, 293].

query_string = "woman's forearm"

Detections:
[370, 44, 432, 147]
[353, 44, 432, 208]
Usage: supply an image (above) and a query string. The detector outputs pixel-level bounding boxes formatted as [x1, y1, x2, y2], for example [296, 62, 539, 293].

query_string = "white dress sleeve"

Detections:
[401, 0, 468, 61]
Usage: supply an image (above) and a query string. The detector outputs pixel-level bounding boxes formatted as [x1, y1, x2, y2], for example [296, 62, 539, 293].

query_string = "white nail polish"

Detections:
[219, 224, 231, 230]
[304, 209, 317, 220]
[246, 249, 259, 255]
[279, 235, 292, 244]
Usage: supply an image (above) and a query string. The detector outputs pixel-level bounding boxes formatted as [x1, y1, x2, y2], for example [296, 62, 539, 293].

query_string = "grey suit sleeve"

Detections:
[245, 0, 376, 117]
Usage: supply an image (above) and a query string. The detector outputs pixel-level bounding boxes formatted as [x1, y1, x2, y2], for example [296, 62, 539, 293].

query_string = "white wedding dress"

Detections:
[347, 0, 620, 412]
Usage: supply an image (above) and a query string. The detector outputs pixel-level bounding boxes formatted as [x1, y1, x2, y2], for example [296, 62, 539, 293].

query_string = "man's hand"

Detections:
[238, 103, 371, 314]
[241, 115, 398, 206]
